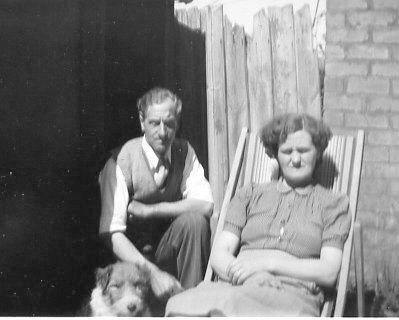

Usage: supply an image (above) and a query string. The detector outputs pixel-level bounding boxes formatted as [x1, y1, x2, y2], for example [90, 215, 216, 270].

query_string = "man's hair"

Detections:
[260, 113, 332, 160]
[137, 87, 182, 120]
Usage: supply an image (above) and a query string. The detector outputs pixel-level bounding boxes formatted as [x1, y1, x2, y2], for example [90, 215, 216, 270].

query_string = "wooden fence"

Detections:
[168, 3, 321, 213]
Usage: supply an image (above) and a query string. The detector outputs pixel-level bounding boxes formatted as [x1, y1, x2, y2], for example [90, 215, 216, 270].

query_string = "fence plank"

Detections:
[294, 4, 321, 118]
[163, 0, 176, 89]
[175, 3, 320, 211]
[224, 19, 249, 169]
[247, 9, 274, 135]
[185, 7, 209, 168]
[206, 5, 229, 213]
[269, 5, 298, 115]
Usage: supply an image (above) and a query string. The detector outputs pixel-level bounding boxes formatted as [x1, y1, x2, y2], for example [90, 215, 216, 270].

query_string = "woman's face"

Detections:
[277, 130, 318, 188]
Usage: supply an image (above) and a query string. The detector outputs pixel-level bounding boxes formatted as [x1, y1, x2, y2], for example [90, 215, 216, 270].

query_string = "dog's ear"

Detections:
[95, 265, 113, 290]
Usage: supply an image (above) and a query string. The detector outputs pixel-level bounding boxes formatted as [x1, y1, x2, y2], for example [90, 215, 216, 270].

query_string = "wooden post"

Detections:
[269, 5, 298, 115]
[294, 4, 321, 118]
[206, 5, 228, 214]
[354, 222, 365, 317]
[247, 9, 274, 134]
[224, 19, 249, 169]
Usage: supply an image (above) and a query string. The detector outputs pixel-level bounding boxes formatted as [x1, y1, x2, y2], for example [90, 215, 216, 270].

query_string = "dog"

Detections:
[85, 262, 153, 317]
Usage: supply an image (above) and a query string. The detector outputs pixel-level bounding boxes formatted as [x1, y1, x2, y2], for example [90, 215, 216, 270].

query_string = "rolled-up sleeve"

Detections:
[98, 158, 130, 235]
[180, 143, 213, 203]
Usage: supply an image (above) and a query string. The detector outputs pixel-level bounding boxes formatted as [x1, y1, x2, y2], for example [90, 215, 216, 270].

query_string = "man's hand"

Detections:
[149, 268, 183, 301]
[127, 200, 152, 220]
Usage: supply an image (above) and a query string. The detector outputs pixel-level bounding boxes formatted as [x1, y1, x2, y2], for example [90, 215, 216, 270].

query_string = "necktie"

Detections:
[154, 157, 170, 188]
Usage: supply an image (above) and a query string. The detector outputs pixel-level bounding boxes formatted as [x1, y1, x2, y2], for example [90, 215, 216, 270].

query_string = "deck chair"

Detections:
[204, 127, 365, 317]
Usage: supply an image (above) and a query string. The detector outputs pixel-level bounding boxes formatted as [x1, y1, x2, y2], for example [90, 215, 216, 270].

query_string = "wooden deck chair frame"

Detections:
[204, 127, 365, 317]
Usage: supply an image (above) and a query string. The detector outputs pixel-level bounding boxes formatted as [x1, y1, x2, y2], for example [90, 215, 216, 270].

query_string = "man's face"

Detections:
[139, 98, 178, 157]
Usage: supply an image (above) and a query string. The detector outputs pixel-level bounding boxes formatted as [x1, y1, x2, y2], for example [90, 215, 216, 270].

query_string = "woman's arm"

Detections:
[231, 246, 343, 288]
[267, 246, 343, 288]
[209, 230, 240, 281]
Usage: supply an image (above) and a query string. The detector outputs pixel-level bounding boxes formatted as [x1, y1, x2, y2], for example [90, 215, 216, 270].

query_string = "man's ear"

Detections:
[139, 112, 145, 132]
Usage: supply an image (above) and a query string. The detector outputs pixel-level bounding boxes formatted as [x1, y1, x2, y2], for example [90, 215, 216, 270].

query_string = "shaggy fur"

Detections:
[85, 262, 153, 317]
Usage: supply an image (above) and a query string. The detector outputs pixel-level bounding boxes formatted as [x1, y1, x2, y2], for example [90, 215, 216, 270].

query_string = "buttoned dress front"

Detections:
[165, 180, 351, 316]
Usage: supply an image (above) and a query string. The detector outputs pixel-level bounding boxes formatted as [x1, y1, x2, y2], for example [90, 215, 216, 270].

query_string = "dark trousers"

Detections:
[128, 212, 210, 289]
[154, 212, 210, 289]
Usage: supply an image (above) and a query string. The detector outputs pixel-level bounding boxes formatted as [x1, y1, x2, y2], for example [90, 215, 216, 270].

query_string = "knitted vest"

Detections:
[111, 137, 188, 251]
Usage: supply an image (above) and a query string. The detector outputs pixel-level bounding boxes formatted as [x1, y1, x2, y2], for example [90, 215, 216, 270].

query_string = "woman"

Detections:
[165, 113, 352, 316]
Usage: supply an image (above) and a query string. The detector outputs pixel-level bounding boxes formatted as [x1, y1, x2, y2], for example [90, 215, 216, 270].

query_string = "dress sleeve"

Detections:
[98, 158, 130, 235]
[180, 142, 213, 203]
[223, 185, 253, 236]
[321, 190, 352, 250]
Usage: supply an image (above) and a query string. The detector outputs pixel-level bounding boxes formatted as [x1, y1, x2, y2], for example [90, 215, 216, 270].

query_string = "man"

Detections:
[98, 87, 213, 301]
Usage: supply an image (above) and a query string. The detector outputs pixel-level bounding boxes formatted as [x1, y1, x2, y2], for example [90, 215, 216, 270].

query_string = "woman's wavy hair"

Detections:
[259, 113, 332, 162]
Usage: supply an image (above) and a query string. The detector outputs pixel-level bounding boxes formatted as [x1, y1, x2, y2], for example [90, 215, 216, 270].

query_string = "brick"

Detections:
[358, 192, 396, 212]
[372, 63, 399, 77]
[327, 0, 368, 10]
[347, 44, 389, 60]
[360, 177, 388, 194]
[347, 77, 390, 95]
[373, 29, 399, 43]
[348, 11, 395, 28]
[393, 46, 399, 61]
[373, 0, 399, 9]
[323, 109, 344, 127]
[323, 93, 362, 111]
[324, 76, 344, 93]
[393, 80, 399, 95]
[390, 147, 399, 162]
[363, 162, 399, 179]
[326, 12, 345, 28]
[346, 113, 389, 128]
[368, 130, 399, 145]
[325, 61, 368, 77]
[325, 44, 345, 60]
[363, 145, 390, 162]
[368, 97, 399, 112]
[390, 179, 399, 195]
[392, 115, 399, 129]
[359, 211, 381, 230]
[327, 28, 369, 43]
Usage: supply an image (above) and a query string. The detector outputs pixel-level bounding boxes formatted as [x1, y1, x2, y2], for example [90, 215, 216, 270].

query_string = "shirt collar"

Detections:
[142, 135, 171, 171]
[276, 177, 315, 195]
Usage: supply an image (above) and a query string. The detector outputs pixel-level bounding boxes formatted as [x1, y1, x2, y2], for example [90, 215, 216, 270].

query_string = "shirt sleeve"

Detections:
[98, 158, 130, 235]
[180, 142, 213, 203]
[223, 185, 253, 236]
[321, 191, 352, 250]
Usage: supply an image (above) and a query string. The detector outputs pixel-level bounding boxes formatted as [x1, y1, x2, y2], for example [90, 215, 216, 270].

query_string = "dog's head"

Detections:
[93, 262, 151, 316]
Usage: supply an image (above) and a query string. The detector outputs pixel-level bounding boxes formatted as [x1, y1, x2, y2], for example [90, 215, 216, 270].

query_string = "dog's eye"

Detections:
[134, 283, 147, 295]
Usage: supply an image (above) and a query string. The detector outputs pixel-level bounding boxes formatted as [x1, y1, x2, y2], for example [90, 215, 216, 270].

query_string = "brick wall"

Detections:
[324, 0, 399, 288]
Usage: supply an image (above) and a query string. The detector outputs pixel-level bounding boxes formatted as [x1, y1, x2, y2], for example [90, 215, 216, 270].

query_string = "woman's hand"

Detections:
[244, 271, 282, 289]
[227, 256, 267, 285]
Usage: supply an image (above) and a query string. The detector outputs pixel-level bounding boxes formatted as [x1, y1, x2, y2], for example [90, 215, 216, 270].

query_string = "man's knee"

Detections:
[173, 212, 209, 237]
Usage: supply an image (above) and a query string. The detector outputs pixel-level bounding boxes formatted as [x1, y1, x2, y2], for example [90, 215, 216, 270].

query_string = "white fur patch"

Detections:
[89, 286, 115, 317]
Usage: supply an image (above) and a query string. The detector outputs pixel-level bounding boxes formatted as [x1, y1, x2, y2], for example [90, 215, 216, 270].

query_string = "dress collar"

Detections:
[141, 135, 171, 171]
[276, 177, 315, 195]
